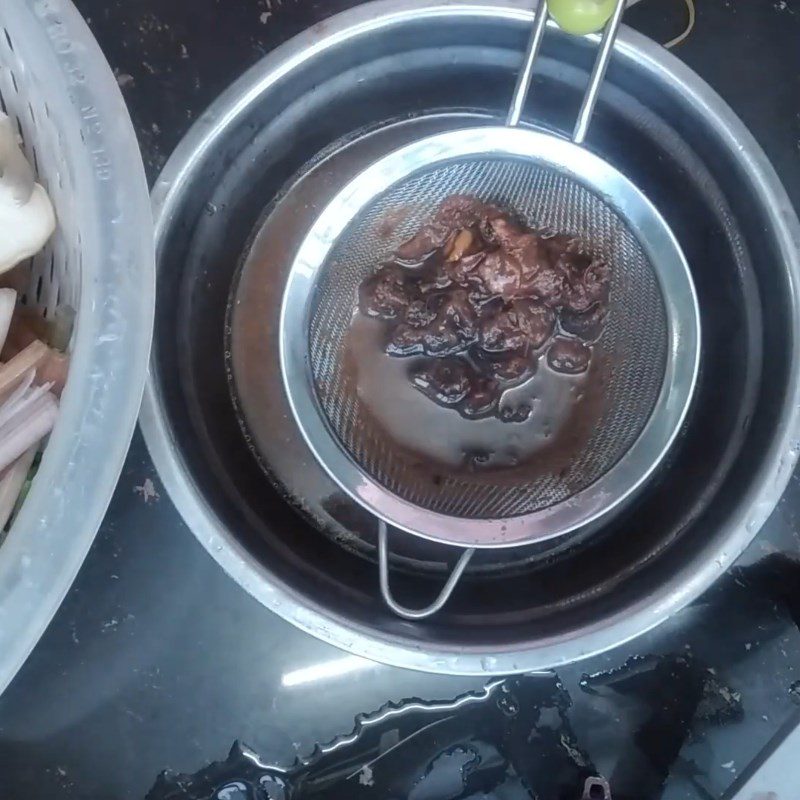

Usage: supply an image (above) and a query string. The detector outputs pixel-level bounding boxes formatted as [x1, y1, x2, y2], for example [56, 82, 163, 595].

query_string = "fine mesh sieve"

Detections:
[279, 0, 700, 618]
[309, 157, 667, 520]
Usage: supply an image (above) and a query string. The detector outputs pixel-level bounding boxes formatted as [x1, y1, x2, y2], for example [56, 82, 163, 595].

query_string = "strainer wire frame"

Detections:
[280, 0, 700, 619]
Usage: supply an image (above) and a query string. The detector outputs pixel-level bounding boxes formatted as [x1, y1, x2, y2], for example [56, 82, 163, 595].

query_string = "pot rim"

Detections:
[140, 0, 800, 674]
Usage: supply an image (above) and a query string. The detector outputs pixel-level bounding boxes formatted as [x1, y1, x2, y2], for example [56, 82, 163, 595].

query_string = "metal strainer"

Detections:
[280, 0, 699, 618]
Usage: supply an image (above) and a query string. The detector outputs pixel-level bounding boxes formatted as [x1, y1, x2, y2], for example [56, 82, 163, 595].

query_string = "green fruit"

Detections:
[546, 0, 617, 35]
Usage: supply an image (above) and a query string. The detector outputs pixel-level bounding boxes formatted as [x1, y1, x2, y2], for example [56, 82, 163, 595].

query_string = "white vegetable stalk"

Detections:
[0, 347, 60, 477]
[0, 385, 57, 474]
[0, 112, 56, 273]
[0, 339, 50, 401]
[0, 113, 63, 528]
[0, 445, 36, 533]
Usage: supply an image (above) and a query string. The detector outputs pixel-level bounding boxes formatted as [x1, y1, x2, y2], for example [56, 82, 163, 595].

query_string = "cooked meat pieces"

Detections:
[473, 249, 527, 300]
[394, 228, 438, 263]
[355, 195, 610, 420]
[395, 196, 503, 263]
[487, 218, 557, 296]
[547, 337, 592, 374]
[473, 348, 536, 382]
[468, 219, 607, 309]
[388, 288, 478, 357]
[471, 229, 555, 303]
[443, 250, 485, 285]
[479, 299, 555, 353]
[359, 265, 417, 320]
[461, 375, 501, 419]
[412, 358, 471, 406]
[560, 301, 607, 341]
[404, 298, 437, 328]
[412, 358, 501, 420]
[561, 256, 611, 313]
[521, 262, 569, 307]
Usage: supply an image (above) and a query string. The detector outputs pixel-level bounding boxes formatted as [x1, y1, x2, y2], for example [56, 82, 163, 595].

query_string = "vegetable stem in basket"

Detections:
[0, 445, 36, 533]
[0, 107, 65, 532]
[0, 390, 57, 474]
[0, 340, 50, 401]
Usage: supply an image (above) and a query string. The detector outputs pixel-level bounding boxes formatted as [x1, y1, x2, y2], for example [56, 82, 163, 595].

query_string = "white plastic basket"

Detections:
[0, 0, 153, 693]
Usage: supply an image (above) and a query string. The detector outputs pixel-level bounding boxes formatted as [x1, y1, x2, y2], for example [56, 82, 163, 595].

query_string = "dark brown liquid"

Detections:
[336, 195, 614, 500]
[346, 313, 602, 477]
[356, 196, 609, 428]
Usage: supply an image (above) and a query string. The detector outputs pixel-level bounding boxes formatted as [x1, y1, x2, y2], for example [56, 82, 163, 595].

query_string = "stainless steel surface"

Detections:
[0, 0, 153, 694]
[141, 0, 800, 674]
[507, 0, 626, 134]
[572, 0, 627, 144]
[378, 521, 476, 619]
[281, 125, 698, 546]
[506, 0, 549, 127]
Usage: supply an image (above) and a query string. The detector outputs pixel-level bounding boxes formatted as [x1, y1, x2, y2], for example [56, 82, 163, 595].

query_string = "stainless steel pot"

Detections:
[141, 0, 800, 674]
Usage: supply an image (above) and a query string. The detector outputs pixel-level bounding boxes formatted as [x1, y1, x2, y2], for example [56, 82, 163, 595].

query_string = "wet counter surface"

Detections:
[1, 0, 800, 798]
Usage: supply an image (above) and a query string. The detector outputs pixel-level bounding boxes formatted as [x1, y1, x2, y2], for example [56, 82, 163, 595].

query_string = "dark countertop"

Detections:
[1, 1, 800, 798]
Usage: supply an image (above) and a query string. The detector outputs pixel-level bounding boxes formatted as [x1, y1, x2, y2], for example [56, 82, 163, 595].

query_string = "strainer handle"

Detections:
[378, 521, 475, 620]
[507, 0, 627, 144]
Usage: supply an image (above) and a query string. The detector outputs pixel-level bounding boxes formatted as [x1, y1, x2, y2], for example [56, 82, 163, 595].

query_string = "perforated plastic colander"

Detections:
[280, 0, 699, 618]
[0, 0, 153, 691]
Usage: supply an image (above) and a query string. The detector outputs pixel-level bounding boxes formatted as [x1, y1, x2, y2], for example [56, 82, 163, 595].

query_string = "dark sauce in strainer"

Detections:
[345, 196, 611, 479]
[356, 195, 610, 423]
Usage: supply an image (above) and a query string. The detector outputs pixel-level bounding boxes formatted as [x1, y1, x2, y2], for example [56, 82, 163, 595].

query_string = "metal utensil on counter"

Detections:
[280, 0, 700, 620]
